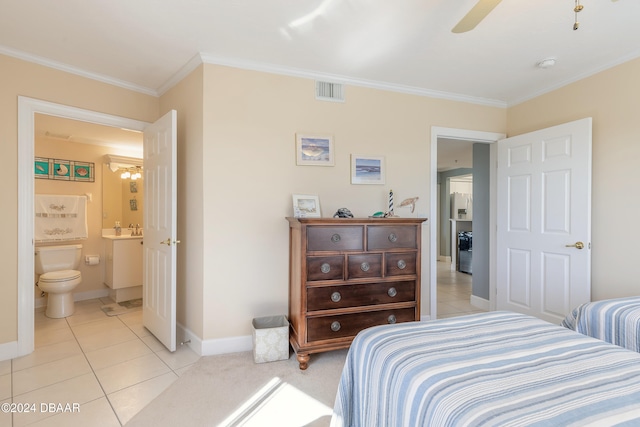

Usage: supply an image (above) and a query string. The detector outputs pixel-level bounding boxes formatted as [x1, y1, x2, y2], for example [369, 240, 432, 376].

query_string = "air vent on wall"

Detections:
[315, 81, 345, 102]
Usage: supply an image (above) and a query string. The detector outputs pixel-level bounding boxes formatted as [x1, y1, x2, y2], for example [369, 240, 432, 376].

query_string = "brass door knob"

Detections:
[161, 238, 181, 246]
[565, 241, 585, 250]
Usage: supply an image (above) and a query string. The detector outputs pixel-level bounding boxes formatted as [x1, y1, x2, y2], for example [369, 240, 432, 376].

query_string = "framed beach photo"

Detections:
[351, 155, 385, 185]
[292, 194, 321, 218]
[296, 134, 334, 166]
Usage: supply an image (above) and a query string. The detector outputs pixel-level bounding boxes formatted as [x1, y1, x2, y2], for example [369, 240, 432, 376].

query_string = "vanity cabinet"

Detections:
[103, 236, 143, 302]
[287, 217, 427, 369]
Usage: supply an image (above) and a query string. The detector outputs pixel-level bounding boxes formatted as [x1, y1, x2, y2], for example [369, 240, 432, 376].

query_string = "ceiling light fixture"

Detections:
[537, 57, 556, 69]
[573, 0, 583, 30]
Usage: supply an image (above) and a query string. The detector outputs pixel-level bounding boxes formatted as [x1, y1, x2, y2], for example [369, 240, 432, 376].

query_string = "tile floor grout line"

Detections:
[65, 312, 126, 427]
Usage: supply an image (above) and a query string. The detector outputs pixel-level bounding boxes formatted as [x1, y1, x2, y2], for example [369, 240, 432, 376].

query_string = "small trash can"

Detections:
[252, 315, 290, 363]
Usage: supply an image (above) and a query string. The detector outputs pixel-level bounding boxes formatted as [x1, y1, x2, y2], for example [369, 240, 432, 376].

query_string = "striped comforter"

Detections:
[331, 311, 640, 427]
[561, 296, 640, 352]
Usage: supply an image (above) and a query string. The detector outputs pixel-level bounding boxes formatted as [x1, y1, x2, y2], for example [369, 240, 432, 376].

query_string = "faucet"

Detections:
[133, 224, 142, 236]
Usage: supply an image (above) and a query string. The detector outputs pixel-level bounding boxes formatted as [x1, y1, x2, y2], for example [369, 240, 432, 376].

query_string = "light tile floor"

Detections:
[436, 260, 487, 319]
[1, 298, 200, 426]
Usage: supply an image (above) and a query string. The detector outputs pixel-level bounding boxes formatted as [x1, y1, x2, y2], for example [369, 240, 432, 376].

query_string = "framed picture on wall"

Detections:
[351, 155, 385, 185]
[295, 134, 334, 166]
[292, 194, 321, 218]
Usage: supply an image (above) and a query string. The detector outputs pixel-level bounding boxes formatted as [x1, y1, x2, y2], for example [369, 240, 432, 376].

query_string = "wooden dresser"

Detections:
[286, 217, 427, 369]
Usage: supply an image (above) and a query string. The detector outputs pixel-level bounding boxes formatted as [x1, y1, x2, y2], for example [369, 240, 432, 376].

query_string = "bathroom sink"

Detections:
[102, 228, 143, 239]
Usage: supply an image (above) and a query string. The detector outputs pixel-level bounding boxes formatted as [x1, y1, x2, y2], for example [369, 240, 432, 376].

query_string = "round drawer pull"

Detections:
[331, 321, 341, 332]
[388, 233, 398, 243]
[387, 287, 397, 297]
[331, 292, 342, 302]
[331, 233, 341, 243]
[360, 262, 370, 272]
[397, 259, 406, 269]
[320, 263, 331, 274]
[388, 315, 397, 324]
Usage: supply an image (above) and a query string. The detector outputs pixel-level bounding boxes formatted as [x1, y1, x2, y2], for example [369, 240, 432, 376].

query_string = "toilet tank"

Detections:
[35, 244, 83, 274]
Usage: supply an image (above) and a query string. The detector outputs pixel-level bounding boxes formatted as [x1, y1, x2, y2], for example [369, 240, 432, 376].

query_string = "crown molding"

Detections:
[0, 45, 159, 97]
[508, 49, 640, 107]
[193, 53, 507, 108]
[156, 53, 205, 96]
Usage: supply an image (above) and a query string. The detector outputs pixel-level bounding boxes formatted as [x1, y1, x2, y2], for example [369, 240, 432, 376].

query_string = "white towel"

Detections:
[35, 195, 88, 242]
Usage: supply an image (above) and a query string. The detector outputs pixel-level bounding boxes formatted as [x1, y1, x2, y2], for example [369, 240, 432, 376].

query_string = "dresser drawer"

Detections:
[367, 225, 417, 250]
[385, 252, 417, 276]
[307, 226, 364, 251]
[347, 254, 382, 279]
[307, 308, 416, 341]
[306, 256, 344, 281]
[307, 281, 416, 311]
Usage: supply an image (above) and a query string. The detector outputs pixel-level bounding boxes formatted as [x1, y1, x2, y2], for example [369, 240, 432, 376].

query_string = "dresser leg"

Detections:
[297, 353, 310, 370]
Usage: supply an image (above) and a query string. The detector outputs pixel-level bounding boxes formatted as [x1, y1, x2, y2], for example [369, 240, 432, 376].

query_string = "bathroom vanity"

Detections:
[103, 234, 143, 302]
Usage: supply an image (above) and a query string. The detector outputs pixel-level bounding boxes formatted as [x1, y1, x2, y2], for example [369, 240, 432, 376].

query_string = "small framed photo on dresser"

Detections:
[292, 194, 321, 218]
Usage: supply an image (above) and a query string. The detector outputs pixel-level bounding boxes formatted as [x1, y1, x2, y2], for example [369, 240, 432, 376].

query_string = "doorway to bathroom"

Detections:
[33, 113, 145, 311]
[16, 97, 178, 359]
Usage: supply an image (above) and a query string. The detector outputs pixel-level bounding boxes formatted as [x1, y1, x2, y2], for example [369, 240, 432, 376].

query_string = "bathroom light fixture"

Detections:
[119, 166, 142, 180]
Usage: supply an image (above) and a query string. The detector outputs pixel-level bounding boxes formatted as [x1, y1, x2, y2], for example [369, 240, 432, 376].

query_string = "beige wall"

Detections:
[507, 57, 640, 301]
[159, 67, 205, 338]
[195, 64, 506, 342]
[0, 54, 158, 345]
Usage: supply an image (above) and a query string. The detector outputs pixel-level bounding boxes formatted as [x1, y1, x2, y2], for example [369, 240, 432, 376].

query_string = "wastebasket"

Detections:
[252, 315, 290, 363]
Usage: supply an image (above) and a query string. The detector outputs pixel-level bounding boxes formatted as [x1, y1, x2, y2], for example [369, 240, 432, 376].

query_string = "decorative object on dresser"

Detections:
[292, 194, 321, 218]
[286, 217, 427, 369]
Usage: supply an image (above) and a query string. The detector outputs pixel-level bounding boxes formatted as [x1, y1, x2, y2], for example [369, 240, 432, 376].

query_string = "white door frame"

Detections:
[429, 127, 505, 320]
[16, 96, 149, 358]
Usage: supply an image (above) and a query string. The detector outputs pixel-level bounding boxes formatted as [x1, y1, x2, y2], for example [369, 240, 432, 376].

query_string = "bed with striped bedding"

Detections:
[561, 296, 640, 352]
[331, 311, 640, 427]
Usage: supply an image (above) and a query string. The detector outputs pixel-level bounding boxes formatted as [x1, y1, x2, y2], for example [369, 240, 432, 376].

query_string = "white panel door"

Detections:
[143, 110, 177, 351]
[497, 118, 591, 324]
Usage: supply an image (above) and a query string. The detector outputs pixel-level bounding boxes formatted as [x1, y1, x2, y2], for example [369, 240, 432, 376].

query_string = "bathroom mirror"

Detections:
[102, 156, 144, 229]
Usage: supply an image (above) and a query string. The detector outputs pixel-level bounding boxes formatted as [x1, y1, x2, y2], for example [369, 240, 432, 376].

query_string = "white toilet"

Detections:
[35, 244, 83, 318]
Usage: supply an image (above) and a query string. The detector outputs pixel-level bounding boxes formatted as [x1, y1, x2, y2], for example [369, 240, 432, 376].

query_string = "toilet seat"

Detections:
[39, 270, 81, 283]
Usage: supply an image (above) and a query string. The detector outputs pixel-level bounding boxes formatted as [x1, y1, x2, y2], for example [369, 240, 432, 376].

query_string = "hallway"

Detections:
[436, 260, 486, 319]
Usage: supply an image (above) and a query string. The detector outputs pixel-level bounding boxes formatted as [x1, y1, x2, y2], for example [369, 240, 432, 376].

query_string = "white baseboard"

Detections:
[200, 334, 253, 356]
[36, 289, 110, 310]
[176, 322, 203, 356]
[0, 340, 18, 362]
[438, 256, 452, 263]
[74, 289, 110, 302]
[176, 322, 253, 357]
[470, 295, 490, 311]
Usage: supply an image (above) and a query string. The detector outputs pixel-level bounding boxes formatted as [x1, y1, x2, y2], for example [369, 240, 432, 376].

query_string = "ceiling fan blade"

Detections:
[452, 0, 503, 33]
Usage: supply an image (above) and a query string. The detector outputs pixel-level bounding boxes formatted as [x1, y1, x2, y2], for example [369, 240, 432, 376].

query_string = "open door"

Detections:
[497, 118, 592, 324]
[143, 110, 178, 351]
